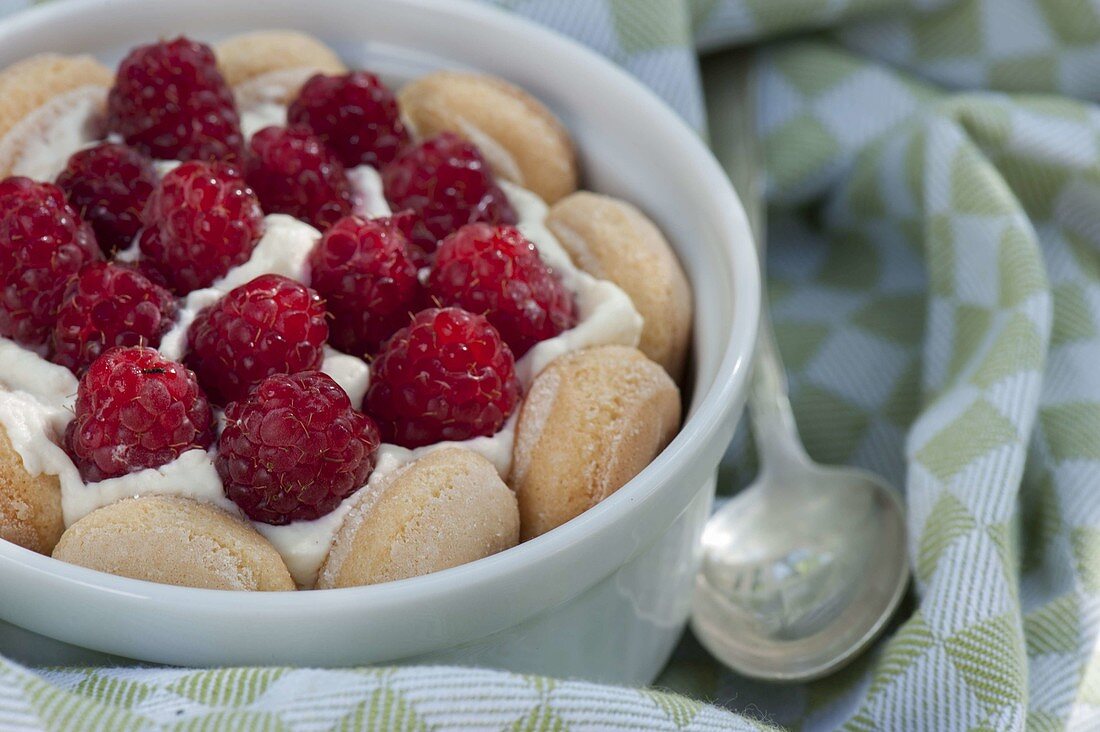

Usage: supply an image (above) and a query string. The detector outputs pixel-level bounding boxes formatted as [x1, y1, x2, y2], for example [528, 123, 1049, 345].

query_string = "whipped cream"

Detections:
[157, 289, 220, 362]
[0, 341, 77, 477]
[347, 165, 391, 218]
[0, 338, 76, 407]
[235, 67, 314, 139]
[63, 449, 239, 527]
[216, 213, 319, 290]
[152, 159, 181, 178]
[239, 100, 288, 142]
[0, 84, 644, 588]
[321, 347, 370, 406]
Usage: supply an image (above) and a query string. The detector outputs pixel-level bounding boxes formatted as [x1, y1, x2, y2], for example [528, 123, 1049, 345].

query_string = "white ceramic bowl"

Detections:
[0, 0, 759, 685]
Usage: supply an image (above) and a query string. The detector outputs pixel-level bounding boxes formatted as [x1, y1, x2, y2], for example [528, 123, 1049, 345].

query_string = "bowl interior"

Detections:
[0, 0, 758, 663]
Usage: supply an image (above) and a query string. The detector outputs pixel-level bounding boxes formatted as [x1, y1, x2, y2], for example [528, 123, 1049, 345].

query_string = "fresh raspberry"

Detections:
[384, 208, 431, 268]
[107, 36, 244, 161]
[429, 224, 576, 358]
[138, 161, 264, 295]
[55, 142, 157, 256]
[308, 215, 425, 357]
[125, 258, 172, 290]
[217, 370, 380, 524]
[244, 126, 353, 230]
[365, 307, 520, 448]
[50, 262, 178, 375]
[186, 274, 328, 405]
[65, 346, 214, 482]
[0, 178, 102, 347]
[287, 71, 408, 169]
[381, 132, 516, 256]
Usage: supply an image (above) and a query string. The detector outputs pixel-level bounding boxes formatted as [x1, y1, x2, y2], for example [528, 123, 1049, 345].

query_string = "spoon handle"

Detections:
[722, 51, 809, 471]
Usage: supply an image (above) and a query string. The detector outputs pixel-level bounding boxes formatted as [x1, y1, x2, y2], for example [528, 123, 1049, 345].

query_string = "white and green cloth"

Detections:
[2, 0, 1099, 729]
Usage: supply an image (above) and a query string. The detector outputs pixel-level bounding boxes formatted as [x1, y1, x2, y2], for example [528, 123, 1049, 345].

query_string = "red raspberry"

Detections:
[0, 177, 102, 347]
[107, 36, 244, 161]
[429, 224, 576, 358]
[125, 258, 172, 290]
[382, 132, 517, 256]
[365, 307, 520, 448]
[186, 274, 328, 405]
[287, 71, 408, 169]
[55, 142, 157, 256]
[138, 161, 264, 295]
[65, 346, 214, 482]
[383, 208, 431, 268]
[50, 262, 178, 375]
[308, 215, 425, 357]
[245, 126, 352, 230]
[217, 370, 380, 524]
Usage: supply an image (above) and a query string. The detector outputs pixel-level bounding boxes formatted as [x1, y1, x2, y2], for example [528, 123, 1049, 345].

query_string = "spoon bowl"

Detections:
[692, 461, 908, 680]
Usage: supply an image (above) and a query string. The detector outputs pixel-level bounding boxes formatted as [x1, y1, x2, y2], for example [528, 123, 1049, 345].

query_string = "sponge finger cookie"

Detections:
[215, 30, 346, 92]
[0, 424, 63, 554]
[318, 448, 519, 588]
[399, 71, 577, 204]
[513, 345, 680, 540]
[52, 495, 295, 591]
[546, 192, 692, 382]
[0, 53, 113, 179]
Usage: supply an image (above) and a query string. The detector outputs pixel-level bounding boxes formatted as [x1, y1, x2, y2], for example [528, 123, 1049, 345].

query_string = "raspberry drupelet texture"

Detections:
[186, 274, 328, 405]
[138, 161, 264, 295]
[381, 132, 517, 256]
[307, 215, 425, 357]
[217, 370, 381, 525]
[55, 142, 157, 257]
[287, 71, 408, 169]
[429, 223, 576, 358]
[106, 36, 244, 161]
[65, 346, 214, 482]
[364, 307, 520, 448]
[0, 177, 102, 347]
[50, 262, 178, 375]
[382, 208, 431, 268]
[244, 126, 353, 231]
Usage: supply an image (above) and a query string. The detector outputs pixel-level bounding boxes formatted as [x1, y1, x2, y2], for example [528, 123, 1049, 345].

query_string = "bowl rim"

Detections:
[0, 0, 760, 615]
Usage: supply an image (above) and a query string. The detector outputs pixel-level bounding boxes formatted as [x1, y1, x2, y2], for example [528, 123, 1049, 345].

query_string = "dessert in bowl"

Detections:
[0, 28, 690, 591]
[0, 0, 757, 680]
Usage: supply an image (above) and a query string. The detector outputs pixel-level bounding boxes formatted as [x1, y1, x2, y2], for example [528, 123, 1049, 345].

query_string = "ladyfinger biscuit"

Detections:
[0, 54, 112, 178]
[546, 192, 692, 382]
[399, 71, 577, 203]
[318, 448, 519, 588]
[513, 345, 680, 540]
[53, 495, 295, 591]
[216, 30, 345, 88]
[0, 425, 63, 555]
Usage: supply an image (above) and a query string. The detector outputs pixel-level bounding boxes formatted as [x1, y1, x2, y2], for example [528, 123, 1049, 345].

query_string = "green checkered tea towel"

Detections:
[2, 0, 1099, 729]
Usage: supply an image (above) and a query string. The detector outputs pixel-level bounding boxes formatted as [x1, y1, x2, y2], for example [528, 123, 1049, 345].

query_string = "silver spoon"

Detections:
[690, 51, 910, 682]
